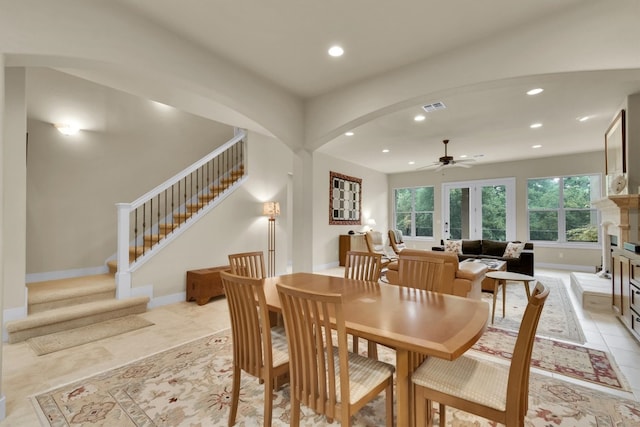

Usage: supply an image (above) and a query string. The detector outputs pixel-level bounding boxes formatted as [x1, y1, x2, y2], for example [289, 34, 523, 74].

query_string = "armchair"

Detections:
[388, 229, 407, 255]
[386, 249, 487, 299]
[364, 231, 397, 268]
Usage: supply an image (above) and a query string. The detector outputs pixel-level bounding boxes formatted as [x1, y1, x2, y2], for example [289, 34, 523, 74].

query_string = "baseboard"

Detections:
[314, 261, 340, 272]
[26, 265, 109, 284]
[536, 262, 595, 272]
[0, 394, 5, 421]
[148, 292, 186, 309]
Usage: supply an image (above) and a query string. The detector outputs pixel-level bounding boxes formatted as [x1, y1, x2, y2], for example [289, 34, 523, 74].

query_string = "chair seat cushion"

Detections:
[270, 326, 290, 366]
[412, 355, 508, 411]
[331, 347, 395, 404]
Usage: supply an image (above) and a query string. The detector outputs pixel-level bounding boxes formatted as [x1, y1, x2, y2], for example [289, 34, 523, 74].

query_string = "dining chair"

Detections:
[344, 251, 382, 358]
[276, 282, 395, 427]
[228, 251, 266, 278]
[412, 282, 549, 427]
[397, 253, 445, 291]
[220, 271, 289, 427]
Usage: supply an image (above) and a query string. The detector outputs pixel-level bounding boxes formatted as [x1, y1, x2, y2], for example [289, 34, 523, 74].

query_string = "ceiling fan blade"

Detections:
[415, 162, 440, 171]
[455, 162, 472, 168]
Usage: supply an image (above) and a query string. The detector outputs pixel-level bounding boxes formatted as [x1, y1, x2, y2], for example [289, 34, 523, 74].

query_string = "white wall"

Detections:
[389, 151, 604, 270]
[313, 152, 388, 269]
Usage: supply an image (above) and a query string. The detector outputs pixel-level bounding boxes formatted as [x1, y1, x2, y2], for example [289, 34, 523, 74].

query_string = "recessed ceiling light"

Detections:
[345, 131, 354, 136]
[530, 123, 543, 129]
[328, 45, 344, 57]
[577, 116, 590, 122]
[382, 149, 390, 153]
[532, 144, 542, 149]
[526, 88, 544, 96]
[414, 114, 426, 122]
[473, 154, 484, 158]
[408, 161, 415, 165]
[460, 154, 468, 158]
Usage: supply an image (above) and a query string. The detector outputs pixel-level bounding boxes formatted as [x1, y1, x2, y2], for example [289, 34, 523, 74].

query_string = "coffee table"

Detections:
[461, 258, 507, 291]
[485, 270, 537, 323]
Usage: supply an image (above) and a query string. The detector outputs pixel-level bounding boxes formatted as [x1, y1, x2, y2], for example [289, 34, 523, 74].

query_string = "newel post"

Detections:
[116, 203, 132, 299]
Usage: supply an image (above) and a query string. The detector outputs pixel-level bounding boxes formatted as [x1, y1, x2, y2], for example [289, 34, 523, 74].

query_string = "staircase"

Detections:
[6, 274, 149, 344]
[7, 132, 247, 344]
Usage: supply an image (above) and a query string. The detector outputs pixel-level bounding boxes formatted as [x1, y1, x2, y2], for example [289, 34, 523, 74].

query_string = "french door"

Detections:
[442, 178, 516, 241]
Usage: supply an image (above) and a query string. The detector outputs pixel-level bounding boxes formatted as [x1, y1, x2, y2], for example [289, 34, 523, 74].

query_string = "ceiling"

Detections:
[97, 1, 640, 173]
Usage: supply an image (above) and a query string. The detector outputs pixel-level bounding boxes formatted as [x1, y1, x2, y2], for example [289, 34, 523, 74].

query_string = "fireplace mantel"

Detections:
[593, 195, 640, 246]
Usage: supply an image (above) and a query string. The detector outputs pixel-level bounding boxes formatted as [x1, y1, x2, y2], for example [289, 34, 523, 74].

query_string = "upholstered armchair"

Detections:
[386, 249, 487, 299]
[364, 231, 397, 268]
[388, 229, 407, 255]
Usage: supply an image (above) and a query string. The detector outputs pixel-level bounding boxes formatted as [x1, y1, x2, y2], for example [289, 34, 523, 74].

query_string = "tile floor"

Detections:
[0, 267, 638, 426]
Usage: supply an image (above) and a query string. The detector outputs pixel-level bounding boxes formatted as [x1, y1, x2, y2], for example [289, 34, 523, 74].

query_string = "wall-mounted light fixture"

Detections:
[54, 123, 80, 136]
[262, 201, 280, 276]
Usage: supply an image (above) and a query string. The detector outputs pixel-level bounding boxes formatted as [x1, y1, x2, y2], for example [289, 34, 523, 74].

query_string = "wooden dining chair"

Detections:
[220, 271, 289, 426]
[228, 251, 266, 278]
[276, 283, 395, 427]
[412, 282, 549, 427]
[397, 253, 445, 291]
[344, 251, 382, 358]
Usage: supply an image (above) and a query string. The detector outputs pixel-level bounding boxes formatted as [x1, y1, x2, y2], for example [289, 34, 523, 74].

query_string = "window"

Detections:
[527, 175, 600, 243]
[394, 186, 434, 238]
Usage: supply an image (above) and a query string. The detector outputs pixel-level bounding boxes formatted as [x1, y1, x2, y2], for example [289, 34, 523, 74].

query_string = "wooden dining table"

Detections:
[263, 272, 489, 427]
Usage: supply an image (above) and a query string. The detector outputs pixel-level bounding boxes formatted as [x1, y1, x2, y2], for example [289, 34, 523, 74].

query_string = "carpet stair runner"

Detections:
[6, 274, 149, 344]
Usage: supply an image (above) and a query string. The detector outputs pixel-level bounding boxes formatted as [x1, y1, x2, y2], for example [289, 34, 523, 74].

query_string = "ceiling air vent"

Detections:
[422, 102, 446, 113]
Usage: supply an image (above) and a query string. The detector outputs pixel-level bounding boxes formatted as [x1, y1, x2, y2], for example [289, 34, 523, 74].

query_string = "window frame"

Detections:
[526, 174, 601, 246]
[393, 185, 435, 239]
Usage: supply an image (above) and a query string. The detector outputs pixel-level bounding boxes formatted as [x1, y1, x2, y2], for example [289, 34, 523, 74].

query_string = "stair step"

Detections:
[6, 296, 150, 343]
[144, 234, 165, 244]
[158, 223, 179, 233]
[27, 274, 116, 314]
[210, 184, 229, 193]
[173, 212, 193, 222]
[186, 203, 207, 212]
[107, 260, 117, 275]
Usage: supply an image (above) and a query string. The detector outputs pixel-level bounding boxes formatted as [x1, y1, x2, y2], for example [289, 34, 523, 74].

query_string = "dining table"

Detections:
[263, 272, 489, 427]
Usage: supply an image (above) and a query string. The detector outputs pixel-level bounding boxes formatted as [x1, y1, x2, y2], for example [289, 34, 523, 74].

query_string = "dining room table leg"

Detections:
[396, 348, 411, 427]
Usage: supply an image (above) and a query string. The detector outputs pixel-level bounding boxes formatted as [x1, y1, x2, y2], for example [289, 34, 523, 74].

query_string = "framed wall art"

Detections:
[329, 171, 361, 225]
[605, 109, 627, 195]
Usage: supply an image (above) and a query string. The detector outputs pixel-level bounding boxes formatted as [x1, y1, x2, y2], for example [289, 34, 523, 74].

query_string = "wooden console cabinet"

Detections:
[339, 234, 368, 266]
[186, 265, 229, 305]
[611, 249, 640, 341]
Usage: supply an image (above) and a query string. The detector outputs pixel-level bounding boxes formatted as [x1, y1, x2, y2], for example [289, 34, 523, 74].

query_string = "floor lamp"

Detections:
[263, 201, 280, 277]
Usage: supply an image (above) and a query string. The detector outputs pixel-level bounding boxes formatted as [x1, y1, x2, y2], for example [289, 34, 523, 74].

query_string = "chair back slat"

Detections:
[220, 271, 272, 377]
[277, 283, 349, 420]
[344, 251, 382, 282]
[228, 251, 266, 278]
[397, 254, 445, 291]
[506, 282, 549, 423]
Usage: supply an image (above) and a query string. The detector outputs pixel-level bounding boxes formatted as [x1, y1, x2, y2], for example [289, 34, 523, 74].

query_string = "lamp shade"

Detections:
[367, 218, 376, 226]
[263, 201, 280, 218]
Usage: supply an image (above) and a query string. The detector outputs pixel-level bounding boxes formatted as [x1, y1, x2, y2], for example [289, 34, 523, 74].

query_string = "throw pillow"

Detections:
[503, 242, 525, 258]
[444, 239, 463, 254]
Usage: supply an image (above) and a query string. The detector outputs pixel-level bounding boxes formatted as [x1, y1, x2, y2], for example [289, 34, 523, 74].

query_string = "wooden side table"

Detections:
[186, 265, 230, 305]
[485, 270, 537, 324]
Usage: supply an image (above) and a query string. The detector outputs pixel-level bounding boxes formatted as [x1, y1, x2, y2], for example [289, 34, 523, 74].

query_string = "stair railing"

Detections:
[115, 129, 246, 298]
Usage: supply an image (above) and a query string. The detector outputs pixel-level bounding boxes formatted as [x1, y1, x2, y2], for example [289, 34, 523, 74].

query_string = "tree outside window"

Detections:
[527, 175, 600, 243]
[394, 186, 434, 238]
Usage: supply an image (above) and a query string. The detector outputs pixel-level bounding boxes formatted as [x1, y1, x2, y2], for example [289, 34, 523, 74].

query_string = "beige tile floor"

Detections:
[0, 267, 638, 426]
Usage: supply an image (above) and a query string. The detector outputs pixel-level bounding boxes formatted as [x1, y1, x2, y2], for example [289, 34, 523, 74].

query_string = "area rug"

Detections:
[27, 315, 154, 356]
[32, 329, 640, 426]
[482, 275, 586, 344]
[471, 326, 630, 391]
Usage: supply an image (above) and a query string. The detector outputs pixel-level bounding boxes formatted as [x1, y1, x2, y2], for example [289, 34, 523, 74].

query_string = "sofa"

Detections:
[385, 250, 487, 299]
[433, 239, 534, 277]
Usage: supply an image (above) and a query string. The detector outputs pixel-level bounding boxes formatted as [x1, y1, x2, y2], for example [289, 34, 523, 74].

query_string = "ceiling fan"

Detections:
[418, 139, 475, 171]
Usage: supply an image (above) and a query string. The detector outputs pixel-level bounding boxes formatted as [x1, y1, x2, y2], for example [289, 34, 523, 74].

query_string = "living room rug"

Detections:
[482, 275, 586, 344]
[471, 326, 631, 391]
[32, 329, 640, 426]
[27, 315, 154, 356]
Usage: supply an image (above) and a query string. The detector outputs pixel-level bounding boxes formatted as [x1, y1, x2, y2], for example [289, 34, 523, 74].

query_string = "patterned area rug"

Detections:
[471, 327, 630, 391]
[482, 275, 586, 344]
[32, 329, 640, 426]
